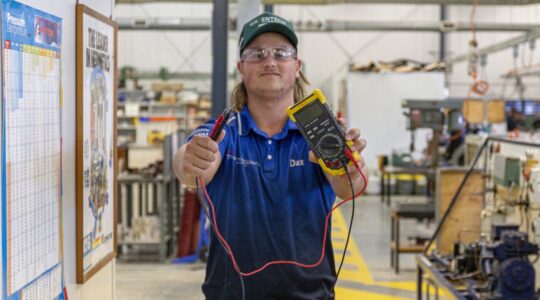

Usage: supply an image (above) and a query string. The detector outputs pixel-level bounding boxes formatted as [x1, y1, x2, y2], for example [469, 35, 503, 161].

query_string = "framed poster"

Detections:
[75, 4, 117, 283]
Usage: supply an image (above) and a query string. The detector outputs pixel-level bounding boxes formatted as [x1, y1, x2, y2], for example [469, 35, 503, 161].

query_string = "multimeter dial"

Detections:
[316, 134, 344, 156]
[315, 133, 347, 170]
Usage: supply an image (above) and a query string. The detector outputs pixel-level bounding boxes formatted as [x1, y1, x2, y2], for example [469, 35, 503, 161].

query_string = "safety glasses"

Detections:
[241, 47, 297, 62]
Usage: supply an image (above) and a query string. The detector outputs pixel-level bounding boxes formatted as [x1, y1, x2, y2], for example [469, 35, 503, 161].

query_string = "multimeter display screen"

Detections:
[297, 102, 324, 125]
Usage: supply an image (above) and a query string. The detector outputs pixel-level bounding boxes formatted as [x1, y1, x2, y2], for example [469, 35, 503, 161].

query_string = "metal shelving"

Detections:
[117, 133, 185, 262]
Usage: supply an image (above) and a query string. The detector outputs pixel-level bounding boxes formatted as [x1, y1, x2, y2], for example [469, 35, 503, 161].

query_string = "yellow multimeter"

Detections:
[287, 89, 359, 176]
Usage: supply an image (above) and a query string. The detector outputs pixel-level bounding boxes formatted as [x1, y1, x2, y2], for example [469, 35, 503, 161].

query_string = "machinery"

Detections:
[402, 99, 463, 132]
[401, 99, 464, 167]
[433, 226, 539, 300]
[420, 137, 540, 300]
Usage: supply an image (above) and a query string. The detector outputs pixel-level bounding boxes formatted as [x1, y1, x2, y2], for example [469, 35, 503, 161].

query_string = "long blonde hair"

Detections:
[231, 70, 310, 112]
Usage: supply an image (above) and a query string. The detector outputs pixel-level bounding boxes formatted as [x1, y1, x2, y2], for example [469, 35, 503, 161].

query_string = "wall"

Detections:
[346, 72, 445, 171]
[0, 0, 116, 300]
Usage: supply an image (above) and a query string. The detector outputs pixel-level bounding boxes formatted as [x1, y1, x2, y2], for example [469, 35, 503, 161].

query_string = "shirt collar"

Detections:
[238, 106, 299, 139]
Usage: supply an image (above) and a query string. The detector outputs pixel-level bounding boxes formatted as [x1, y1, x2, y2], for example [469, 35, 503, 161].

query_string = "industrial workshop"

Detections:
[3, 0, 540, 299]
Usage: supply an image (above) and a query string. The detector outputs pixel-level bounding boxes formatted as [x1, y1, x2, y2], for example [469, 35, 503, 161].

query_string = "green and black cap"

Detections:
[238, 12, 298, 55]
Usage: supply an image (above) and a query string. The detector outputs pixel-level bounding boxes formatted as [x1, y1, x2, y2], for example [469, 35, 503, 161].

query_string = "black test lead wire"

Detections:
[324, 157, 356, 300]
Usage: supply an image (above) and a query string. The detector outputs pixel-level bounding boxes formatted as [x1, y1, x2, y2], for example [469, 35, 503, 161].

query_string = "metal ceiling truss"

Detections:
[445, 29, 540, 66]
[117, 18, 540, 32]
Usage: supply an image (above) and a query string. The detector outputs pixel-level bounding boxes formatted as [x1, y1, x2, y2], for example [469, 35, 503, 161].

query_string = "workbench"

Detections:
[416, 255, 469, 300]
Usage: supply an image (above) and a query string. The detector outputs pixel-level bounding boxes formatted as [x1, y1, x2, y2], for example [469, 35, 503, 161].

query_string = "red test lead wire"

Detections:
[208, 114, 224, 140]
[196, 147, 367, 277]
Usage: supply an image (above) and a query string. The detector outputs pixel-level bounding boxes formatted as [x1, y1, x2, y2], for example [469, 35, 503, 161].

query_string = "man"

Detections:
[174, 12, 368, 300]
[507, 107, 524, 132]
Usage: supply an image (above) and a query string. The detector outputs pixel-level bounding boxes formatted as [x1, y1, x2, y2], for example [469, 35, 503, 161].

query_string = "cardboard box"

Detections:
[151, 81, 183, 92]
[463, 99, 484, 123]
[199, 97, 211, 109]
[151, 82, 165, 92]
[164, 82, 183, 92]
[160, 95, 177, 104]
[487, 100, 506, 123]
[160, 90, 177, 104]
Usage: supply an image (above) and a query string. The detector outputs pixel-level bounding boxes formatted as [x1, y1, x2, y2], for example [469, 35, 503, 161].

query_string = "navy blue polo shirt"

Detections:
[188, 106, 337, 300]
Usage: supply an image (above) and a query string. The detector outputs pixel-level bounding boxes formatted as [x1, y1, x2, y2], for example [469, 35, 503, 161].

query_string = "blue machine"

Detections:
[489, 231, 538, 300]
[437, 227, 540, 300]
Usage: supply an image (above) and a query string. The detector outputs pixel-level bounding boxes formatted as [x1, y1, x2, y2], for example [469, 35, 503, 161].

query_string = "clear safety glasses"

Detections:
[241, 47, 297, 62]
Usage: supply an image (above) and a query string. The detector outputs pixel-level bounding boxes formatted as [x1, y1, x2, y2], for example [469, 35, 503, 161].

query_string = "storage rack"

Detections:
[116, 131, 186, 261]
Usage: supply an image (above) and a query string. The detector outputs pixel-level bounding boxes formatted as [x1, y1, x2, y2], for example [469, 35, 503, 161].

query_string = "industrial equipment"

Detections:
[493, 154, 521, 187]
[402, 99, 463, 131]
[430, 225, 539, 300]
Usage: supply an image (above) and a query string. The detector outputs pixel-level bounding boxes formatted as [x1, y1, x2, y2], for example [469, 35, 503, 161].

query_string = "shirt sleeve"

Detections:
[185, 120, 229, 157]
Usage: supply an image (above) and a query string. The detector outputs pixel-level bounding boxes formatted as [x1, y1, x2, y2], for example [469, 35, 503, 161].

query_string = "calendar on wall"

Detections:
[1, 1, 65, 300]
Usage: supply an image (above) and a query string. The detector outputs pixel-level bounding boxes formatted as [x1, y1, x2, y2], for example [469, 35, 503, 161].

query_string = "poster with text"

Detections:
[1, 1, 65, 299]
[75, 4, 117, 284]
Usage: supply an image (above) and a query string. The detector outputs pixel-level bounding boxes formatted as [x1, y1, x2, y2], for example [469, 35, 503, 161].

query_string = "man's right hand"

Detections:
[174, 130, 225, 186]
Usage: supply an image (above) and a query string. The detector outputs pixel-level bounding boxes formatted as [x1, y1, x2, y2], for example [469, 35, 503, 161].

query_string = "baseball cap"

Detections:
[238, 12, 298, 54]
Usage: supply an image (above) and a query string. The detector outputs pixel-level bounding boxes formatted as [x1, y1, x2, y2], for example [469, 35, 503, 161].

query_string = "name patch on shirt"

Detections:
[290, 159, 304, 167]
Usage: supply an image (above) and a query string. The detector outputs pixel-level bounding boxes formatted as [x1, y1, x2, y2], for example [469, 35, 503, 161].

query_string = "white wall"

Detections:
[346, 72, 446, 171]
[1, 1, 116, 300]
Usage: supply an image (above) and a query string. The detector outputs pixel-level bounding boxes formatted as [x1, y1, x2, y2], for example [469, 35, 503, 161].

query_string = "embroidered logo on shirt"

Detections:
[227, 154, 259, 166]
[191, 128, 210, 137]
[290, 159, 304, 167]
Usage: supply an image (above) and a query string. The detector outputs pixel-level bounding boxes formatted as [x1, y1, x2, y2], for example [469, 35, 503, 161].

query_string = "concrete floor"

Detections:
[116, 195, 427, 300]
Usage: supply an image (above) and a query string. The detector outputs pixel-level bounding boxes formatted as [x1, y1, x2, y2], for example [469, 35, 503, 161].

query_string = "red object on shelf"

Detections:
[177, 190, 201, 258]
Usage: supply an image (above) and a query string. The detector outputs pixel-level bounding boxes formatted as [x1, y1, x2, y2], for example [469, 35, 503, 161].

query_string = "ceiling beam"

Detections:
[117, 18, 540, 32]
[323, 20, 540, 32]
[446, 28, 540, 65]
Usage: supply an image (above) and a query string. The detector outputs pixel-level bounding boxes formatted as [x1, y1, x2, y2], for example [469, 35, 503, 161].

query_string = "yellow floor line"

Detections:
[331, 208, 374, 285]
[335, 286, 412, 300]
[373, 281, 417, 292]
[332, 208, 441, 299]
[374, 281, 436, 295]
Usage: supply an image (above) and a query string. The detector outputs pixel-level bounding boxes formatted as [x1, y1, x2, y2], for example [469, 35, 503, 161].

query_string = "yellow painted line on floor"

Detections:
[331, 208, 441, 300]
[373, 281, 417, 292]
[331, 208, 444, 299]
[331, 207, 374, 285]
[373, 281, 438, 295]
[335, 286, 412, 300]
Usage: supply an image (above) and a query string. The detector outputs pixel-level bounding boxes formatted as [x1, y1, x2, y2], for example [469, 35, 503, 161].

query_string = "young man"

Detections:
[174, 12, 368, 300]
